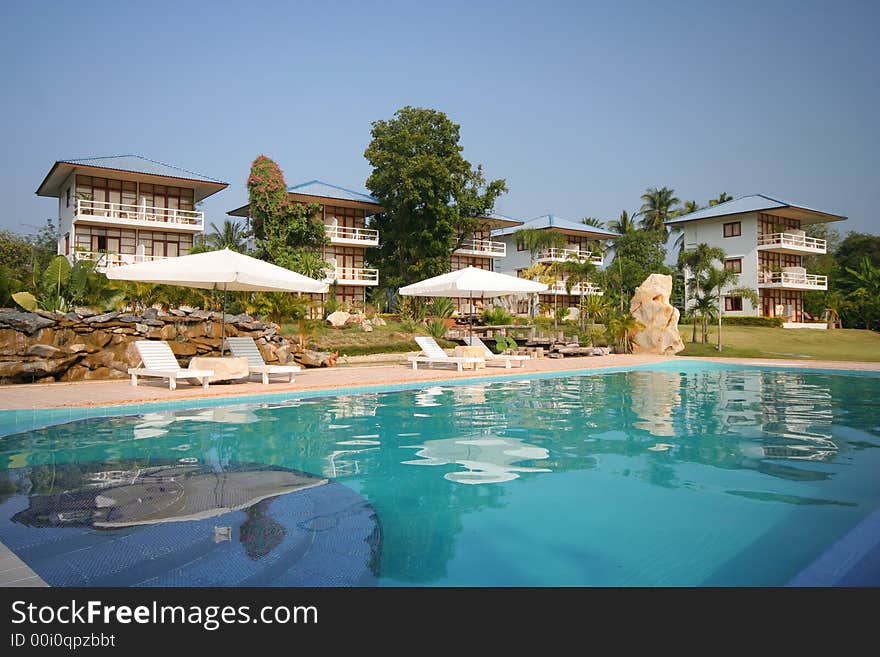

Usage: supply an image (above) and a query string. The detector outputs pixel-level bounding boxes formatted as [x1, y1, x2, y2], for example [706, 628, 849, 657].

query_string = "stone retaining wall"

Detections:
[0, 307, 296, 384]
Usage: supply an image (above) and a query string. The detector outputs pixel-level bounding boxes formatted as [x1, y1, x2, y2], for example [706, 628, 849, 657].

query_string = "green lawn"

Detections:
[280, 319, 455, 357]
[680, 326, 880, 361]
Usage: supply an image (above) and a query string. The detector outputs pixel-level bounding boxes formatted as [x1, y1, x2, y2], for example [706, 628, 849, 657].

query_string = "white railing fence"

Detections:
[759, 271, 828, 287]
[536, 248, 603, 264]
[76, 199, 203, 227]
[758, 232, 826, 251]
[326, 224, 379, 243]
[326, 267, 380, 284]
[456, 238, 506, 257]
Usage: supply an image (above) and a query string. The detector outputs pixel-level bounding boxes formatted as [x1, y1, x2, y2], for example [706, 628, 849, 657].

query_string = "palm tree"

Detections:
[639, 187, 680, 238]
[579, 217, 608, 255]
[554, 255, 599, 332]
[714, 285, 758, 351]
[668, 201, 701, 261]
[206, 220, 250, 252]
[680, 243, 725, 341]
[514, 228, 567, 255]
[692, 290, 719, 343]
[581, 293, 610, 344]
[708, 192, 733, 207]
[608, 209, 636, 235]
[606, 310, 642, 353]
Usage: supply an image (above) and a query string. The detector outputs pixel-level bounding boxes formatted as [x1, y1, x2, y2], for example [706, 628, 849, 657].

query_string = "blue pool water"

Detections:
[1, 362, 879, 586]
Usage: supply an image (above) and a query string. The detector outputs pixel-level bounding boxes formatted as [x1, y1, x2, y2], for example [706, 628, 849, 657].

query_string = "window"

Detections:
[724, 258, 742, 273]
[723, 221, 741, 238]
[725, 296, 743, 311]
[516, 238, 525, 252]
[65, 187, 70, 208]
[64, 233, 69, 255]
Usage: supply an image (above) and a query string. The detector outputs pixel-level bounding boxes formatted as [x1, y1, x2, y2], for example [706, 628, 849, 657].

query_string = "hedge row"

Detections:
[679, 316, 784, 328]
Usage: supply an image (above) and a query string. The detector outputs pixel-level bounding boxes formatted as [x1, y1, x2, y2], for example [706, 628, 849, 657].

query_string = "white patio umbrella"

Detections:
[106, 248, 328, 353]
[399, 266, 547, 336]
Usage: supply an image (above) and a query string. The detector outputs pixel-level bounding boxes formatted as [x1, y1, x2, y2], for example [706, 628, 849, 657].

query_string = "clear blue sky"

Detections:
[1, 0, 877, 238]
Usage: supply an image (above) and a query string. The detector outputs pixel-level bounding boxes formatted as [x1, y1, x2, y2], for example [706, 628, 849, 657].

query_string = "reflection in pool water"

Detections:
[402, 436, 551, 484]
[0, 460, 380, 586]
[1, 364, 879, 586]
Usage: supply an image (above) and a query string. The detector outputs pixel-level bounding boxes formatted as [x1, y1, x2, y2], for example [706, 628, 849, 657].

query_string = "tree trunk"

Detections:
[691, 316, 697, 343]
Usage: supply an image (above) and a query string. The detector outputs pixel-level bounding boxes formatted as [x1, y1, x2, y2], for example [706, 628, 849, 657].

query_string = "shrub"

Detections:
[399, 318, 421, 333]
[483, 305, 513, 325]
[493, 332, 518, 354]
[428, 296, 456, 318]
[723, 316, 784, 327]
[427, 318, 447, 339]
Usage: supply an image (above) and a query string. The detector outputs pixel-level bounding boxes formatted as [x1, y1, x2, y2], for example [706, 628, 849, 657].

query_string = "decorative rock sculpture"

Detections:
[629, 273, 685, 355]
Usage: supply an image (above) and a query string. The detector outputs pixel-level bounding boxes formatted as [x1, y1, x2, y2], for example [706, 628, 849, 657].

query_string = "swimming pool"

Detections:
[1, 362, 879, 586]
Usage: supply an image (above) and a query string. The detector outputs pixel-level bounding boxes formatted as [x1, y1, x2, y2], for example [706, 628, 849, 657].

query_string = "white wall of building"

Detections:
[493, 234, 533, 276]
[681, 211, 760, 316]
[56, 172, 75, 255]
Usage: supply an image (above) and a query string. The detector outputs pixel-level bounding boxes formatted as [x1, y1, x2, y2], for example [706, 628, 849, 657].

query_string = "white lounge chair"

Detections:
[408, 336, 484, 372]
[463, 336, 530, 368]
[226, 337, 301, 384]
[128, 341, 214, 390]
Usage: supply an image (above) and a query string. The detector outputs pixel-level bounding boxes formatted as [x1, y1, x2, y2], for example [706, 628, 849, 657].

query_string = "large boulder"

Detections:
[629, 274, 685, 356]
[0, 311, 56, 335]
[326, 311, 350, 328]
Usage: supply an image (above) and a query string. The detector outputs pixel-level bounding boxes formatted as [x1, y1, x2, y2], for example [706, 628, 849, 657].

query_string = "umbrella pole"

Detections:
[221, 284, 227, 356]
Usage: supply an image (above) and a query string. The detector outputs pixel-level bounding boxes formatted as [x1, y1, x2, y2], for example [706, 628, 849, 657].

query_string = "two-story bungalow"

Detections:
[229, 180, 382, 308]
[493, 214, 619, 313]
[36, 155, 228, 270]
[666, 194, 847, 327]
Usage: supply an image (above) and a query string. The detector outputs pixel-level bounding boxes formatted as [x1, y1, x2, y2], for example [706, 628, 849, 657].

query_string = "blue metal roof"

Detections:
[58, 155, 226, 184]
[664, 194, 847, 225]
[493, 214, 620, 238]
[287, 179, 380, 205]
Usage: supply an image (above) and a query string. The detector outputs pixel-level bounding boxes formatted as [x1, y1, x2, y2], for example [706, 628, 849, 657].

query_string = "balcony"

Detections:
[758, 270, 828, 291]
[324, 266, 379, 286]
[75, 199, 204, 232]
[454, 238, 506, 258]
[535, 248, 603, 265]
[326, 224, 379, 247]
[546, 280, 603, 296]
[757, 232, 826, 255]
[72, 250, 168, 272]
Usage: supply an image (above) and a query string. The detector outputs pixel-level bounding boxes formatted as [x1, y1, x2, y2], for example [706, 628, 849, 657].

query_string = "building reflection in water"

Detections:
[402, 435, 551, 484]
[628, 370, 682, 437]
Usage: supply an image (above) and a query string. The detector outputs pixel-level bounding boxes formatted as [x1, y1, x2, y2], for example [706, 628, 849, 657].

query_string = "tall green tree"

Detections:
[680, 243, 725, 343]
[555, 255, 601, 333]
[514, 228, 567, 255]
[669, 200, 702, 259]
[246, 155, 327, 272]
[638, 187, 680, 237]
[843, 257, 880, 330]
[364, 106, 506, 287]
[203, 219, 250, 252]
[604, 230, 670, 310]
[708, 192, 733, 206]
[608, 209, 636, 234]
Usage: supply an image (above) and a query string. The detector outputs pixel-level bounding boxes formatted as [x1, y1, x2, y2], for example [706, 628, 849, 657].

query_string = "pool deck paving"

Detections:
[0, 354, 878, 411]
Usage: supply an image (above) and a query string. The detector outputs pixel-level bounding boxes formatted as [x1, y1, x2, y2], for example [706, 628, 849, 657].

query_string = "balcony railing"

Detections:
[758, 271, 828, 289]
[455, 238, 506, 258]
[758, 232, 826, 253]
[547, 280, 603, 296]
[72, 250, 169, 270]
[324, 266, 379, 285]
[76, 199, 204, 230]
[535, 248, 603, 265]
[325, 224, 379, 246]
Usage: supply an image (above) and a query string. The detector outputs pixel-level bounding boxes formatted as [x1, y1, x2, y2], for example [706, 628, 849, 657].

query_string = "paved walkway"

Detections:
[0, 354, 877, 411]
